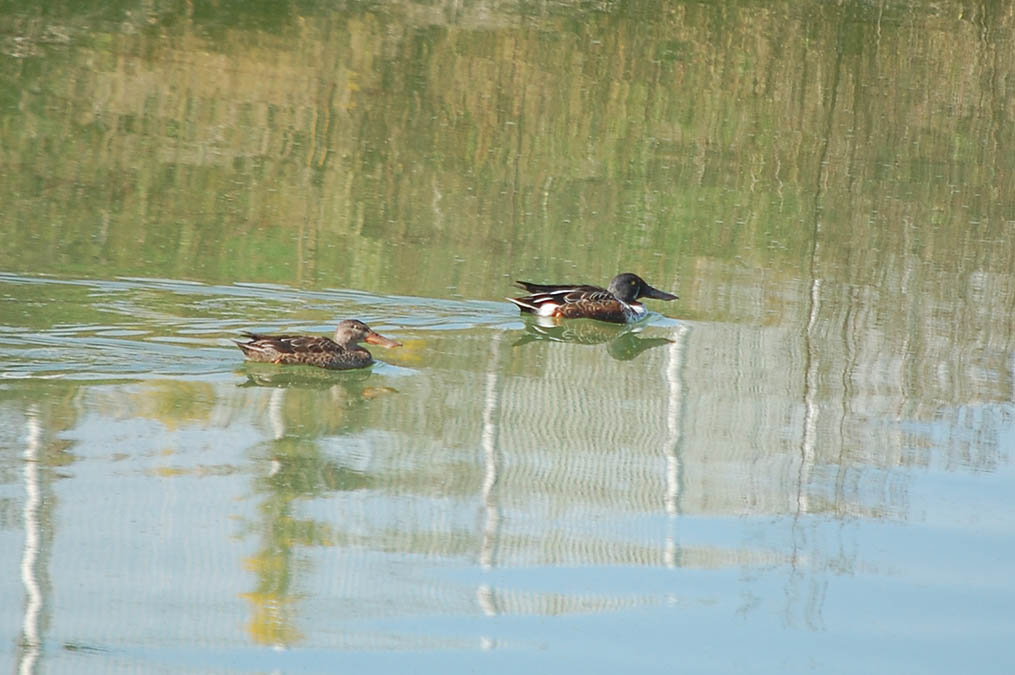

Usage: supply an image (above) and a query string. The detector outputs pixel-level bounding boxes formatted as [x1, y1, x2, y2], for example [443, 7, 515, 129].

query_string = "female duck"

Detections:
[235, 319, 401, 370]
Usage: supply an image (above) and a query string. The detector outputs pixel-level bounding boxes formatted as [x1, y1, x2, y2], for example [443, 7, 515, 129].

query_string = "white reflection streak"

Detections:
[664, 325, 689, 568]
[478, 333, 503, 622]
[20, 406, 43, 675]
[799, 279, 821, 514]
[269, 387, 286, 440]
[477, 584, 497, 622]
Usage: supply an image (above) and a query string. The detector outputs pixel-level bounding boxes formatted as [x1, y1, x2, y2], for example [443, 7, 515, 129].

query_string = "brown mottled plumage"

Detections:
[235, 319, 401, 370]
[508, 273, 677, 324]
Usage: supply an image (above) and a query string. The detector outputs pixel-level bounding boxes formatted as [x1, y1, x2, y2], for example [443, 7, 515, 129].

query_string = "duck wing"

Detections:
[239, 333, 342, 355]
[514, 280, 607, 296]
[513, 281, 616, 305]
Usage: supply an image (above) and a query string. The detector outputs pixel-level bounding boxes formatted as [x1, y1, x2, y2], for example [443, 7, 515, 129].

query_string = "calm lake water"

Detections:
[2, 1, 1014, 673]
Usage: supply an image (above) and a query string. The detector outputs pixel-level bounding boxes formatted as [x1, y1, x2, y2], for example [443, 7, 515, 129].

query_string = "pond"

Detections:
[2, 1, 1014, 673]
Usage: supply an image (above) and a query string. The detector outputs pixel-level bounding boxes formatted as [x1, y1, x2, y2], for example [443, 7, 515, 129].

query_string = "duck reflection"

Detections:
[239, 363, 398, 427]
[240, 361, 396, 392]
[513, 318, 673, 360]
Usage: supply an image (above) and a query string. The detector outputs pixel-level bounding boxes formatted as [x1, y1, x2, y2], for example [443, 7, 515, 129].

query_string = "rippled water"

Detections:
[2, 271, 1013, 673]
[0, 273, 502, 379]
[3, 0, 1015, 672]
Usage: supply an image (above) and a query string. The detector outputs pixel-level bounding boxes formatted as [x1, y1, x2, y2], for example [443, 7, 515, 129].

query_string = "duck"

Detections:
[235, 319, 401, 370]
[508, 272, 677, 324]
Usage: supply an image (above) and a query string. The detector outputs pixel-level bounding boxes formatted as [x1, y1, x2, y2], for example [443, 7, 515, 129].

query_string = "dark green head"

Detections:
[607, 273, 678, 304]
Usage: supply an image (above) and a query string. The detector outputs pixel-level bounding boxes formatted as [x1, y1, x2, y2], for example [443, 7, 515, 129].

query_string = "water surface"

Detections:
[2, 1, 1014, 673]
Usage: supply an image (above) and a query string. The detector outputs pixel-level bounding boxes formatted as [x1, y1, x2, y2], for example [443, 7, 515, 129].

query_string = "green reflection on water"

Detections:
[3, 0, 1010, 313]
[1, 0, 1014, 670]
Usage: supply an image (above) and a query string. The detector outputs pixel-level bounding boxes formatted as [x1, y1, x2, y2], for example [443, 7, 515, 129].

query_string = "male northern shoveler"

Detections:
[508, 272, 677, 324]
[235, 319, 401, 370]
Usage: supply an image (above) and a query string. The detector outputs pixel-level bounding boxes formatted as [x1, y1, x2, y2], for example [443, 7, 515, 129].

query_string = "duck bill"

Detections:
[641, 285, 678, 301]
[364, 331, 402, 349]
